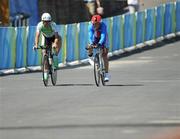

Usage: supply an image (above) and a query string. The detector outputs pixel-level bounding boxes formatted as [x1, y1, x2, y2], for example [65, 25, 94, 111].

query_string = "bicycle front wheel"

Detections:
[50, 63, 57, 86]
[100, 58, 106, 86]
[42, 55, 49, 86]
[94, 54, 100, 86]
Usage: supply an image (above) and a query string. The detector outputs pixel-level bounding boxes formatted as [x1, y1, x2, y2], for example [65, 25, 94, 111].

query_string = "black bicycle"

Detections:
[93, 45, 106, 87]
[34, 45, 57, 86]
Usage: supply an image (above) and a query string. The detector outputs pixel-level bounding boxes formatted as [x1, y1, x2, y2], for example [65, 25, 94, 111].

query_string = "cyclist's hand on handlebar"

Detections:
[86, 44, 93, 50]
[97, 43, 102, 48]
[52, 43, 58, 48]
[92, 43, 101, 48]
[90, 44, 95, 48]
[33, 45, 38, 50]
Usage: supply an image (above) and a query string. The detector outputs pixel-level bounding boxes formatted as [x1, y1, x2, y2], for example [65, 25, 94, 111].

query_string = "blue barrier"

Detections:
[145, 8, 155, 41]
[164, 3, 174, 35]
[66, 24, 77, 62]
[16, 27, 27, 68]
[176, 1, 180, 32]
[0, 2, 179, 71]
[136, 11, 145, 44]
[112, 16, 121, 51]
[27, 26, 40, 66]
[57, 25, 67, 64]
[102, 18, 112, 52]
[79, 22, 89, 60]
[124, 13, 135, 48]
[0, 27, 16, 69]
[156, 5, 164, 38]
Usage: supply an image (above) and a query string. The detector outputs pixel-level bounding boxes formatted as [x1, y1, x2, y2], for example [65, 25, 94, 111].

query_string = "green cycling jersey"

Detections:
[36, 21, 58, 38]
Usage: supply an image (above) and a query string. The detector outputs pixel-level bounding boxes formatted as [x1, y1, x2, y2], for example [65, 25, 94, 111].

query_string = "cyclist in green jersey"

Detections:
[34, 13, 62, 80]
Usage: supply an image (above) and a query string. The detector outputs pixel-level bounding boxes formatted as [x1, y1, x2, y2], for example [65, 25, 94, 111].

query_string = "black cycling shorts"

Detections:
[44, 35, 55, 47]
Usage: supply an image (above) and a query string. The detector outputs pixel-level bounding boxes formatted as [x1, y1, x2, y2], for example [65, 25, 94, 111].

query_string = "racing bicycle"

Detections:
[34, 45, 57, 86]
[93, 45, 106, 86]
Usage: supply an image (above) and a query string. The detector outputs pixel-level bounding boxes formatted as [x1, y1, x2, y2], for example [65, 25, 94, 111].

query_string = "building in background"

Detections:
[9, 0, 39, 26]
[0, 0, 177, 26]
[38, 0, 127, 24]
[0, 0, 9, 26]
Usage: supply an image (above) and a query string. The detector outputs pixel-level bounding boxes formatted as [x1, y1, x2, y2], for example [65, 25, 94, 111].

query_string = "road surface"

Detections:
[0, 37, 180, 139]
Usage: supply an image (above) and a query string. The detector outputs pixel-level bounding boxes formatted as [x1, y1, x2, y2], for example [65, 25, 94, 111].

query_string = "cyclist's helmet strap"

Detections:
[91, 15, 102, 24]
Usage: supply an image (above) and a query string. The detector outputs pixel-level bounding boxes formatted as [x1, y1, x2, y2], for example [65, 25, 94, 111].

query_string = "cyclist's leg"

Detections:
[102, 47, 109, 73]
[86, 43, 93, 57]
[52, 34, 62, 55]
[102, 47, 110, 81]
[51, 35, 61, 68]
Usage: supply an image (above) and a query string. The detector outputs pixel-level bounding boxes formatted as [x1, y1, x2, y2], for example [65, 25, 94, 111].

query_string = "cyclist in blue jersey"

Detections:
[87, 14, 110, 82]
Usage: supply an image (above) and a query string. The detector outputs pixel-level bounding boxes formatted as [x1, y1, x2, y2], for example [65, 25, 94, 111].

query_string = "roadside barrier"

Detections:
[0, 2, 179, 74]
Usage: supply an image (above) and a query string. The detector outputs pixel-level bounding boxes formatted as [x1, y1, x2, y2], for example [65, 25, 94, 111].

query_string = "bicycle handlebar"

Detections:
[33, 45, 47, 50]
[85, 44, 102, 50]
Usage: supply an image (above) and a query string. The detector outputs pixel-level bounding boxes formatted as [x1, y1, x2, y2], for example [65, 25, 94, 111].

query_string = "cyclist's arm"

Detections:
[35, 22, 42, 48]
[35, 31, 40, 48]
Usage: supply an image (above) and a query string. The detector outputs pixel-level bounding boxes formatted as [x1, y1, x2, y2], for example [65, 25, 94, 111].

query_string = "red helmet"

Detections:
[91, 15, 102, 24]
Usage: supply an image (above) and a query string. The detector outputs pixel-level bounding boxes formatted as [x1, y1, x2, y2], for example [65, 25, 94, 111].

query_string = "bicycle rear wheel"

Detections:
[42, 55, 49, 86]
[94, 54, 100, 86]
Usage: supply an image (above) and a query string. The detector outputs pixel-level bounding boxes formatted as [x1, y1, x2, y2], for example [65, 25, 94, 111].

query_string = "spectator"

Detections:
[84, 0, 104, 20]
[127, 0, 139, 13]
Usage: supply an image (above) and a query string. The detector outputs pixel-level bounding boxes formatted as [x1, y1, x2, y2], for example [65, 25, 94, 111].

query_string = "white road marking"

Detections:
[149, 119, 180, 124]
[122, 129, 138, 134]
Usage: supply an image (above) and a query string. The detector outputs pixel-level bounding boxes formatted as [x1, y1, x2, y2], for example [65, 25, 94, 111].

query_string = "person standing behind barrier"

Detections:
[128, 0, 139, 13]
[84, 0, 104, 20]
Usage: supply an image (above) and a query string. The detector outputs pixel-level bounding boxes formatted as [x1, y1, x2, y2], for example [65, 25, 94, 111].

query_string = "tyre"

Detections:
[100, 58, 106, 86]
[42, 55, 49, 86]
[101, 72, 106, 86]
[50, 64, 57, 86]
[94, 54, 100, 86]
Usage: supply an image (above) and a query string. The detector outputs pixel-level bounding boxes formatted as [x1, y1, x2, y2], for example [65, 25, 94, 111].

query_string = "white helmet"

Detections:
[41, 13, 51, 21]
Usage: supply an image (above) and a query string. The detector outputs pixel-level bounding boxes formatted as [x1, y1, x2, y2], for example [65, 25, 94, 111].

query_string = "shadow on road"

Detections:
[56, 83, 94, 86]
[106, 84, 144, 87]
[55, 83, 143, 87]
[1, 123, 180, 130]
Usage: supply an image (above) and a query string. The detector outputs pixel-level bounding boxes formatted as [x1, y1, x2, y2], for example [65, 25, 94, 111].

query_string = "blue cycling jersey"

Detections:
[88, 22, 108, 48]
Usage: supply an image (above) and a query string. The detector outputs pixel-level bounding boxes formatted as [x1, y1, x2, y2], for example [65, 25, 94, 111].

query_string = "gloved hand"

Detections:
[52, 43, 58, 48]
[33, 44, 38, 50]
[97, 43, 102, 48]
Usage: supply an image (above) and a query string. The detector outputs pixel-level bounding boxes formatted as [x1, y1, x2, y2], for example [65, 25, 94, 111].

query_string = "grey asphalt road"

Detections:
[0, 37, 180, 139]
